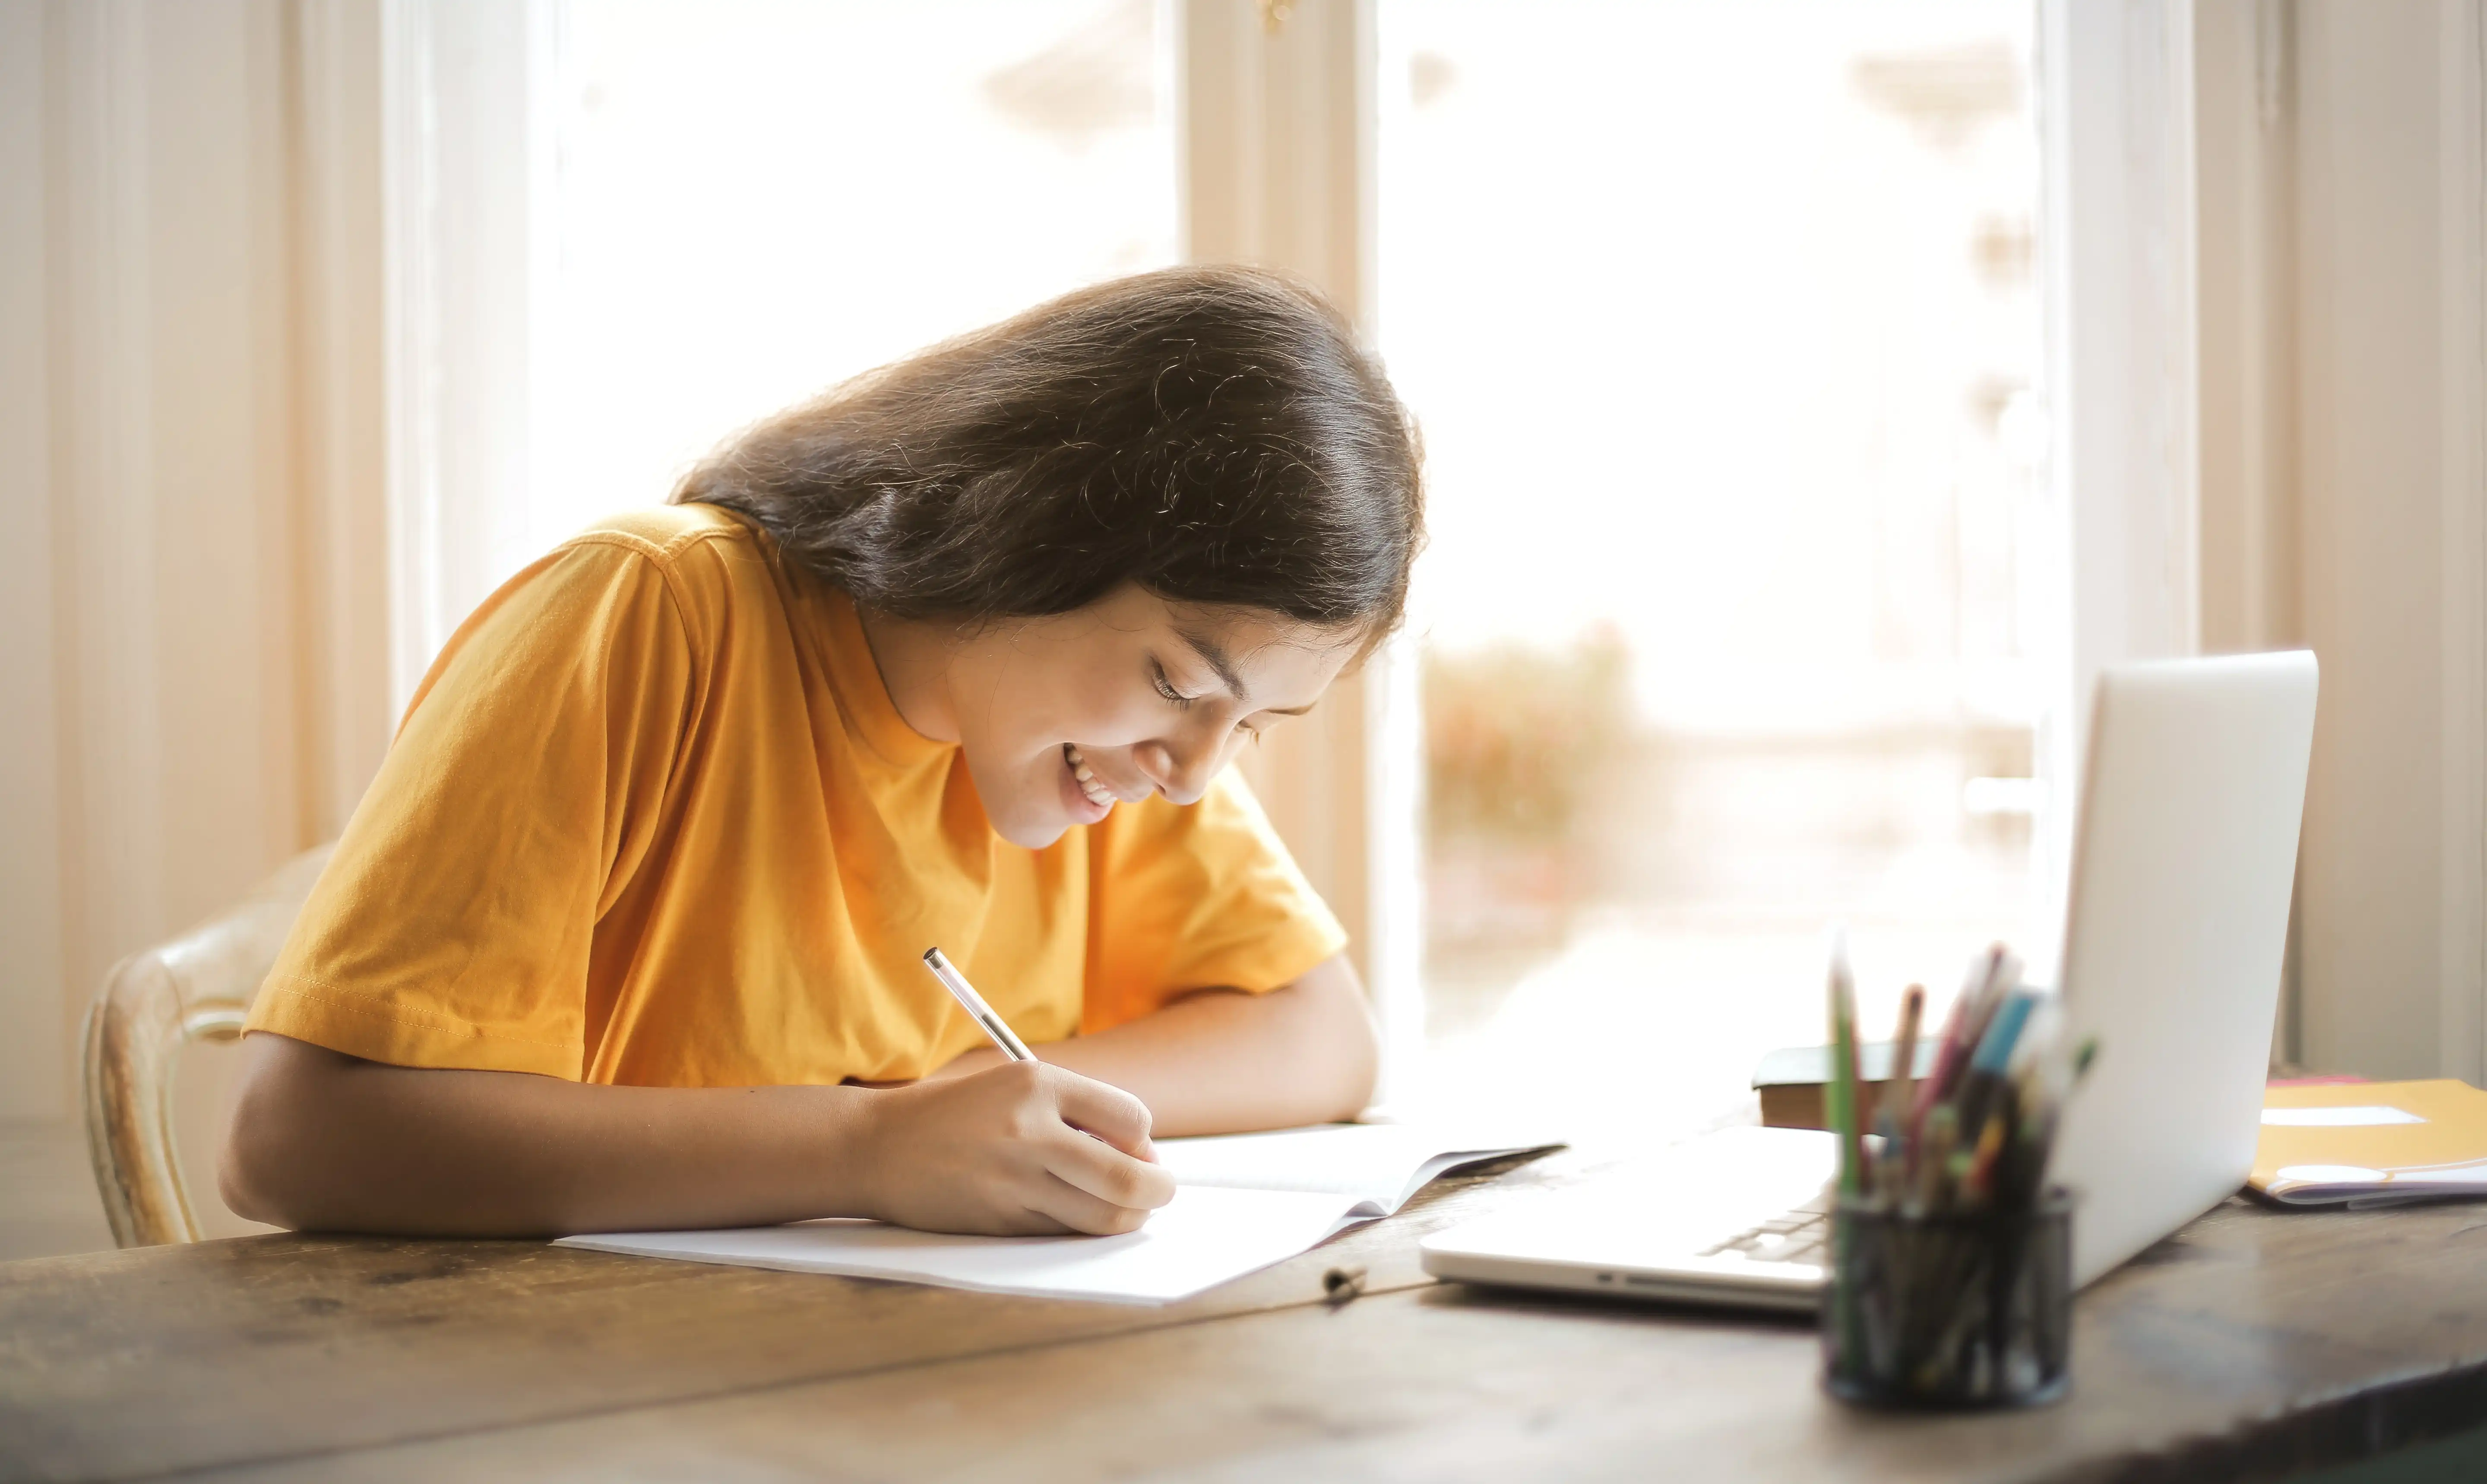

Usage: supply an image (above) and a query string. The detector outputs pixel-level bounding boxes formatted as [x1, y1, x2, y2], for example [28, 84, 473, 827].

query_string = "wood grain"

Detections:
[9, 1155, 2487, 1483]
[0, 1151, 1575, 1482]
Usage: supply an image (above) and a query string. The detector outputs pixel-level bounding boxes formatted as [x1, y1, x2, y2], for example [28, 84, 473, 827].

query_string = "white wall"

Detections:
[2196, 0, 2487, 1081]
[0, 0, 68, 1118]
[2290, 0, 2487, 1081]
[0, 0, 390, 1122]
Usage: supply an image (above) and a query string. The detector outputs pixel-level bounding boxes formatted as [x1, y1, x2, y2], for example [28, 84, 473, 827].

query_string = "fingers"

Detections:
[1042, 1128, 1178, 1213]
[1033, 1067, 1174, 1211]
[1044, 1066, 1155, 1159]
[861, 1063, 1173, 1238]
[1023, 1171, 1160, 1237]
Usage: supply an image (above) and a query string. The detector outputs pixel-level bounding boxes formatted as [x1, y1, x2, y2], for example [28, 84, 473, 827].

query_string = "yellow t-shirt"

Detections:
[249, 503, 1347, 1086]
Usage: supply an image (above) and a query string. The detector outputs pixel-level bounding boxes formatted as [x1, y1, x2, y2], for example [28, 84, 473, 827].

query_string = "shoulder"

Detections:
[557, 502, 762, 572]
[546, 503, 785, 623]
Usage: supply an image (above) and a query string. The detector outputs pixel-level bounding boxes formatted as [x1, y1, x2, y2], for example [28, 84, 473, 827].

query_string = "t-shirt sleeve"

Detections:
[247, 537, 697, 1077]
[1080, 768, 1351, 1033]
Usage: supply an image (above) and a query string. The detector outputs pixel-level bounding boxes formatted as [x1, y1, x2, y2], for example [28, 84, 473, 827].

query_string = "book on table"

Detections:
[1751, 1040, 1941, 1130]
[2251, 1079, 2487, 1207]
[1758, 1050, 2487, 1211]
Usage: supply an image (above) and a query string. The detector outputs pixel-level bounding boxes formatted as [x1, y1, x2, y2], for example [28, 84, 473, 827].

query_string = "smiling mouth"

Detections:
[1063, 743, 1117, 811]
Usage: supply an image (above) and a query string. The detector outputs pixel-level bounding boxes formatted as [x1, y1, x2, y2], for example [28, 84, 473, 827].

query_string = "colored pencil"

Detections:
[1907, 990, 1969, 1138]
[1876, 984, 1926, 1201]
[1913, 946, 2000, 1128]
[1827, 928, 1867, 1197]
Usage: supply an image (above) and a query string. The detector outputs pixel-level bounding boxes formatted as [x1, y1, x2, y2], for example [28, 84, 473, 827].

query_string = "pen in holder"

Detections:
[1816, 933, 2093, 1410]
[1822, 1189, 2073, 1408]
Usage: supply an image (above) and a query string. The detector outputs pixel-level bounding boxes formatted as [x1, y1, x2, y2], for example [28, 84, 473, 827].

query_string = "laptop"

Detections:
[1419, 651, 2321, 1310]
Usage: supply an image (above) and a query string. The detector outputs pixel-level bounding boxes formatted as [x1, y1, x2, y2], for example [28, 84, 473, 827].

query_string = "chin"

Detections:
[992, 812, 1073, 851]
[970, 747, 1101, 849]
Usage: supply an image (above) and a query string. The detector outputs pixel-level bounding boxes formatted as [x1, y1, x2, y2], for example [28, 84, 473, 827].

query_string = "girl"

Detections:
[220, 266, 1423, 1241]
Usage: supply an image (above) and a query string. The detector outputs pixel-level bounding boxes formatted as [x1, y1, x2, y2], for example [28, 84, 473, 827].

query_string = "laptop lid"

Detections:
[2050, 651, 2319, 1285]
[1417, 651, 2319, 1305]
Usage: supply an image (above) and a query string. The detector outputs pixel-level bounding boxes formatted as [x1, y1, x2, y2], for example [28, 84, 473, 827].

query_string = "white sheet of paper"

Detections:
[1153, 1123, 1559, 1209]
[558, 1184, 1365, 1305]
[2259, 1105, 2427, 1127]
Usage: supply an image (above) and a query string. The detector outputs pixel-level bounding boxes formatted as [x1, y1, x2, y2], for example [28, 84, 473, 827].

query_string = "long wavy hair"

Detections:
[674, 265, 1423, 648]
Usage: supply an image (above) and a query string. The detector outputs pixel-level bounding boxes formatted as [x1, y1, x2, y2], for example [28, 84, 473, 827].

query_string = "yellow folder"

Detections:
[2251, 1079, 2487, 1206]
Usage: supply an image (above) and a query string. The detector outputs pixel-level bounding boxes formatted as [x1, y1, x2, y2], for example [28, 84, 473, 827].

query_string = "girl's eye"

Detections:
[1151, 663, 1193, 709]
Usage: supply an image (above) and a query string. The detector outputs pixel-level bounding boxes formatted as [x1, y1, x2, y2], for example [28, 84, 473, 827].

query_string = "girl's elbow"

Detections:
[1318, 987, 1382, 1119]
[1345, 1024, 1381, 1116]
[218, 1088, 313, 1230]
[217, 1033, 342, 1230]
[216, 1139, 278, 1228]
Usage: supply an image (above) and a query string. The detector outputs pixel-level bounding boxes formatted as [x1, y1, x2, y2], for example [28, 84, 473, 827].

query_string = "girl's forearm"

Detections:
[221, 1032, 883, 1238]
[223, 954, 1376, 1239]
[943, 954, 1379, 1137]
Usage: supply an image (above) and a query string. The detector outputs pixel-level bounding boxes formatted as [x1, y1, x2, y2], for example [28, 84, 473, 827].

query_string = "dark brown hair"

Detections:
[675, 265, 1423, 647]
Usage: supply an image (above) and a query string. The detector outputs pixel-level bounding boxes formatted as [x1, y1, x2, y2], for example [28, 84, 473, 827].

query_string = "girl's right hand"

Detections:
[853, 1061, 1176, 1236]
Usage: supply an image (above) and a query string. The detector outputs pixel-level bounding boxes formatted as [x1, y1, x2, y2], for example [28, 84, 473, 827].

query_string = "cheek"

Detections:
[1040, 677, 1166, 748]
[975, 667, 1152, 757]
[1216, 726, 1268, 776]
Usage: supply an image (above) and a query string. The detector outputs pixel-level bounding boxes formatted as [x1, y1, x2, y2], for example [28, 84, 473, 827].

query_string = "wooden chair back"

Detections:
[81, 844, 334, 1247]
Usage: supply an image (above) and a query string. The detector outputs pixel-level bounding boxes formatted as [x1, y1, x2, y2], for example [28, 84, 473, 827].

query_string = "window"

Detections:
[392, 0, 1180, 678]
[1376, 1, 2047, 1130]
[529, 0, 1177, 546]
[392, 0, 2076, 1127]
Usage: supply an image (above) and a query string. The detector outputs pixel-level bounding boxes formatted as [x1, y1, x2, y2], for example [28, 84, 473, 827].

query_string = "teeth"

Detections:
[1066, 744, 1115, 810]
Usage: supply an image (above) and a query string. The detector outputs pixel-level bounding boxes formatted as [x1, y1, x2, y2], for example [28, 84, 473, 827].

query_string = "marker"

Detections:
[1912, 946, 1999, 1129]
[921, 947, 1036, 1063]
[1907, 990, 1969, 1139]
[1969, 988, 2040, 1076]
[1952, 948, 2021, 1076]
[1952, 988, 2039, 1136]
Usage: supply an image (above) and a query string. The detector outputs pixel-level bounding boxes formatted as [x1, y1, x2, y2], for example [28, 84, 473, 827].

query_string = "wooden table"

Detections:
[7, 1146, 2487, 1483]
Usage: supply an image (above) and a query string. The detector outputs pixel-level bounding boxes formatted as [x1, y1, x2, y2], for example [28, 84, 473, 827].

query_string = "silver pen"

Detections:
[921, 947, 1038, 1063]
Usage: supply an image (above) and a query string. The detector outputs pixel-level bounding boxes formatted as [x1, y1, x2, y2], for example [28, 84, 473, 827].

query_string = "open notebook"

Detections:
[557, 1124, 1560, 1305]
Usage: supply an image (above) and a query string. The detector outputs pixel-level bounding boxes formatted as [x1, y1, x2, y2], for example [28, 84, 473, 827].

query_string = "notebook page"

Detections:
[557, 1184, 1362, 1305]
[1153, 1123, 1559, 1213]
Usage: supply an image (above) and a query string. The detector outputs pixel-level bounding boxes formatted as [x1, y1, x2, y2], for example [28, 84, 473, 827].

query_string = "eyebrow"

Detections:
[1174, 628, 1316, 717]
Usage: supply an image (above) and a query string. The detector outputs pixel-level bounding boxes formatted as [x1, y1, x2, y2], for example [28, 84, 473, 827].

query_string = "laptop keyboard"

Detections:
[1695, 1188, 1835, 1267]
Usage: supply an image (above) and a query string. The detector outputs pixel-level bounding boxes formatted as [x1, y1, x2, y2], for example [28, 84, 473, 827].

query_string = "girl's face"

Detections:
[929, 587, 1354, 849]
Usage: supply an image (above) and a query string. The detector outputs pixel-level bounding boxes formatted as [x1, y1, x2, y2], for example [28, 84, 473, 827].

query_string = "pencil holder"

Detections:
[1820, 1190, 2072, 1409]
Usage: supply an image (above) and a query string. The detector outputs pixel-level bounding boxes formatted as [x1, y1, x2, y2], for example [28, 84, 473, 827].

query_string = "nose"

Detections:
[1131, 729, 1222, 806]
